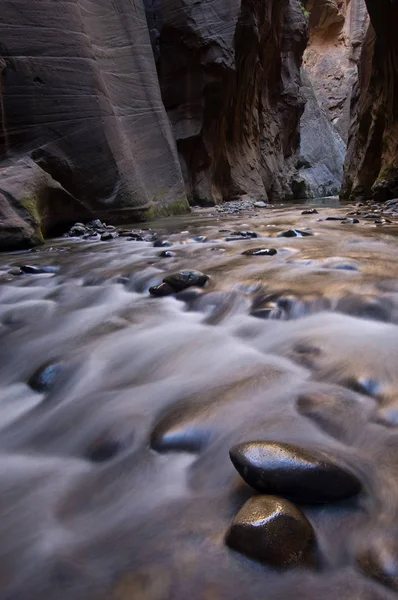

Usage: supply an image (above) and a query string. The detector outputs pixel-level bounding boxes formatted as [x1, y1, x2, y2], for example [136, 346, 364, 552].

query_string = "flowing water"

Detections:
[1, 202, 398, 599]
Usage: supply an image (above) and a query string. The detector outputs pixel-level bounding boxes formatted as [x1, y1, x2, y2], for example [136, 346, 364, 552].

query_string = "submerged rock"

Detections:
[163, 270, 209, 292]
[159, 251, 176, 258]
[357, 531, 398, 592]
[19, 265, 58, 274]
[28, 362, 64, 392]
[153, 239, 172, 248]
[148, 283, 175, 297]
[302, 209, 318, 215]
[242, 248, 277, 256]
[226, 496, 316, 567]
[229, 441, 361, 503]
[278, 230, 313, 238]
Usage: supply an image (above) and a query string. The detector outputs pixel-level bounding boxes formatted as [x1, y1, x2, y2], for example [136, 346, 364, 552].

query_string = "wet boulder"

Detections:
[226, 496, 316, 567]
[229, 441, 361, 504]
[163, 270, 209, 292]
[101, 232, 118, 241]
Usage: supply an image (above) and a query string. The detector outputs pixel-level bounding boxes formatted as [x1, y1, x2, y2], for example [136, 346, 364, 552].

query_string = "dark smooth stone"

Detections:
[301, 209, 318, 215]
[333, 264, 359, 271]
[278, 230, 313, 238]
[237, 231, 258, 238]
[149, 283, 175, 297]
[19, 265, 59, 274]
[226, 496, 316, 568]
[153, 239, 172, 248]
[192, 236, 207, 243]
[363, 213, 380, 219]
[28, 362, 64, 392]
[101, 232, 117, 241]
[229, 441, 361, 503]
[325, 216, 345, 221]
[163, 270, 209, 292]
[219, 229, 233, 233]
[151, 421, 210, 453]
[86, 438, 123, 463]
[242, 248, 277, 256]
[225, 237, 246, 242]
[159, 251, 176, 258]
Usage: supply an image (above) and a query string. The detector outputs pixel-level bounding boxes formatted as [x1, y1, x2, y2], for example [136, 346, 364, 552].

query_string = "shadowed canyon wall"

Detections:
[343, 0, 398, 201]
[146, 0, 308, 205]
[0, 0, 189, 249]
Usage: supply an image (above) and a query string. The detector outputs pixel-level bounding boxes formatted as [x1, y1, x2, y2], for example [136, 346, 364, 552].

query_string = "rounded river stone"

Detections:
[229, 441, 361, 504]
[226, 495, 316, 567]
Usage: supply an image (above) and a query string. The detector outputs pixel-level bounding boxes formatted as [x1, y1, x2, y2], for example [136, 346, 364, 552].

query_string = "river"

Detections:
[1, 201, 398, 599]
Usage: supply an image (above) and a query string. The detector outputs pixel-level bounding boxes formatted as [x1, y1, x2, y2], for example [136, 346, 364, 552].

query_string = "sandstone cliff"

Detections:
[146, 0, 308, 205]
[303, 0, 368, 142]
[0, 0, 189, 249]
[343, 0, 398, 201]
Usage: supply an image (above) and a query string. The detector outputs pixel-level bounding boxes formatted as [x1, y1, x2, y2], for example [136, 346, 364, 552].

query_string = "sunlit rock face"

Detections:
[303, 0, 368, 142]
[0, 0, 188, 246]
[146, 0, 308, 205]
[343, 0, 398, 201]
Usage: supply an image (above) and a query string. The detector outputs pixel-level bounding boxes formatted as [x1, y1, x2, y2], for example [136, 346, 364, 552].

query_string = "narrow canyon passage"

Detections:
[1, 0, 398, 598]
[1, 200, 398, 598]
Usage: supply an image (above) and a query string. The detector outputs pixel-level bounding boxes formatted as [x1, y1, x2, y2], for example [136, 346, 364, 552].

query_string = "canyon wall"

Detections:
[303, 0, 368, 142]
[146, 0, 308, 205]
[343, 0, 398, 201]
[0, 0, 189, 249]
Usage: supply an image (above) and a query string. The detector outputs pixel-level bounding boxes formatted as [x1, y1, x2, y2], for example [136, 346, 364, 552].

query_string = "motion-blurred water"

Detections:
[1, 203, 398, 599]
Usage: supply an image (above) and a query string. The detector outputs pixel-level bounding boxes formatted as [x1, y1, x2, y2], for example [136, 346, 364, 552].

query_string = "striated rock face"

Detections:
[343, 0, 398, 201]
[0, 0, 189, 248]
[292, 69, 346, 199]
[303, 0, 368, 142]
[146, 0, 308, 205]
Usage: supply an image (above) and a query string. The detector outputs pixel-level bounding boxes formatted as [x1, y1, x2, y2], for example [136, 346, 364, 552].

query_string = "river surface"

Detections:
[1, 201, 398, 599]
